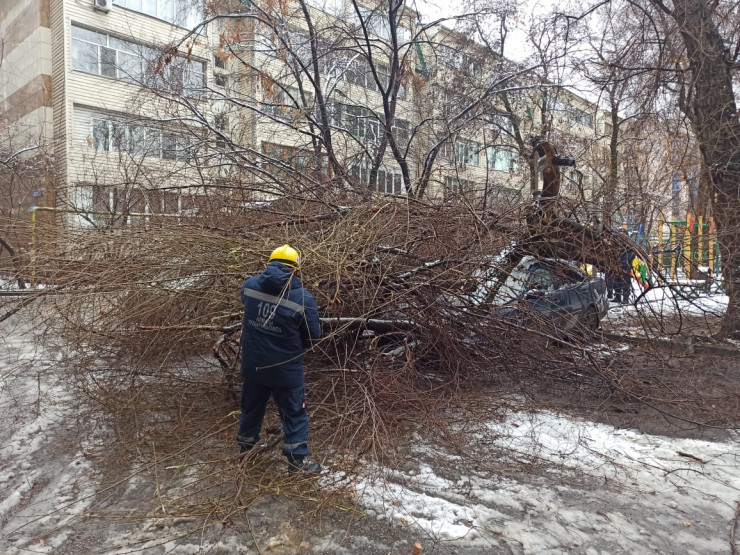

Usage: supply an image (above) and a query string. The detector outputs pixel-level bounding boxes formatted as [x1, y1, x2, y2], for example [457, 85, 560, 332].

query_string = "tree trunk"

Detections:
[667, 0, 740, 336]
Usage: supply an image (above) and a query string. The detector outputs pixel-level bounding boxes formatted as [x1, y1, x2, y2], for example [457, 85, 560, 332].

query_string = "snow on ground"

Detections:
[349, 410, 740, 553]
[602, 281, 728, 338]
[2, 310, 740, 554]
[0, 315, 101, 554]
[634, 287, 729, 317]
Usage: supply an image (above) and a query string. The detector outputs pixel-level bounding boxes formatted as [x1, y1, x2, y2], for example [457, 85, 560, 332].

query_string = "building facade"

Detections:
[1, 0, 657, 250]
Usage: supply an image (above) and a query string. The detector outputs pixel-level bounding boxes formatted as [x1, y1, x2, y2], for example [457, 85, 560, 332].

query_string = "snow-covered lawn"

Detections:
[350, 409, 740, 553]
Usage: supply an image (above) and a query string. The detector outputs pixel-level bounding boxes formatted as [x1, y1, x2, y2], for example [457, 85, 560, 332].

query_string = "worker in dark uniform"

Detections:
[236, 244, 322, 474]
[615, 247, 636, 304]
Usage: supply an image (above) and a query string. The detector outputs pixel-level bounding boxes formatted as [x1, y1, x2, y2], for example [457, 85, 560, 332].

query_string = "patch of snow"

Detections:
[0, 315, 101, 554]
[345, 408, 740, 552]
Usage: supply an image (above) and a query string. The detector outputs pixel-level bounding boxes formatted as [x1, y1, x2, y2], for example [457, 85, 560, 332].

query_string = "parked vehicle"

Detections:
[493, 256, 609, 337]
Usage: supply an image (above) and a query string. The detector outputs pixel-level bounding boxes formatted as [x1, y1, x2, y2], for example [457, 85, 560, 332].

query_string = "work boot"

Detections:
[286, 455, 322, 476]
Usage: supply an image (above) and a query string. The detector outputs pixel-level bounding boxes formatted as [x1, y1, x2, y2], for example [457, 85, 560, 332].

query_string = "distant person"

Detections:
[632, 256, 649, 291]
[615, 248, 636, 304]
[237, 244, 322, 475]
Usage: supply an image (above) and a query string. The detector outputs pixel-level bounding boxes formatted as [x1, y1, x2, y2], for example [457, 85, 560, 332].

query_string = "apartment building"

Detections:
[0, 0, 55, 245]
[1, 0, 213, 236]
[1, 0, 630, 250]
[230, 1, 617, 206]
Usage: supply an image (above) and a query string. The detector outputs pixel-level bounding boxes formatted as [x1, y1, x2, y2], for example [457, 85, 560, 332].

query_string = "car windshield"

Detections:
[493, 258, 579, 305]
[493, 264, 532, 305]
[527, 267, 556, 291]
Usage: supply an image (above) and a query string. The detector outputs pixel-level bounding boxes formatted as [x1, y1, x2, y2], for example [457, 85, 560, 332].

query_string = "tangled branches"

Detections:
[4, 192, 734, 541]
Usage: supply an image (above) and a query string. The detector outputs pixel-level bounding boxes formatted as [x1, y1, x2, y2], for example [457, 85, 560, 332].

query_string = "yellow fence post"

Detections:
[697, 215, 703, 270]
[683, 213, 692, 279]
[657, 216, 663, 279]
[708, 217, 715, 277]
[671, 225, 678, 281]
[30, 206, 37, 288]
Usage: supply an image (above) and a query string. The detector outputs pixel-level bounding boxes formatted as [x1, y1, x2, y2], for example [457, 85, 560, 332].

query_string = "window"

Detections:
[75, 185, 94, 211]
[182, 60, 205, 94]
[375, 64, 389, 92]
[258, 21, 288, 57]
[89, 116, 191, 161]
[392, 119, 410, 150]
[319, 54, 406, 98]
[374, 64, 406, 99]
[443, 93, 475, 121]
[440, 45, 460, 68]
[571, 107, 593, 127]
[346, 57, 370, 87]
[456, 140, 480, 167]
[355, 7, 398, 41]
[325, 101, 344, 127]
[113, 0, 201, 29]
[262, 86, 310, 121]
[349, 163, 371, 185]
[160, 58, 206, 95]
[71, 25, 205, 94]
[349, 163, 403, 194]
[214, 72, 227, 87]
[72, 25, 144, 82]
[487, 113, 514, 135]
[439, 44, 480, 75]
[74, 185, 190, 228]
[214, 113, 228, 148]
[345, 105, 382, 144]
[319, 50, 345, 81]
[262, 142, 325, 178]
[262, 86, 288, 119]
[528, 266, 557, 292]
[438, 141, 453, 160]
[444, 176, 475, 195]
[548, 96, 593, 127]
[550, 97, 569, 117]
[260, 24, 311, 64]
[161, 132, 179, 160]
[92, 118, 111, 151]
[214, 53, 226, 69]
[375, 168, 403, 194]
[488, 185, 521, 204]
[290, 30, 312, 66]
[487, 146, 519, 172]
[263, 142, 295, 175]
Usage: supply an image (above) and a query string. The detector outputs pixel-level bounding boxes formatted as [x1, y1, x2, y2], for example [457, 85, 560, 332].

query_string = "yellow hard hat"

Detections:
[268, 244, 301, 267]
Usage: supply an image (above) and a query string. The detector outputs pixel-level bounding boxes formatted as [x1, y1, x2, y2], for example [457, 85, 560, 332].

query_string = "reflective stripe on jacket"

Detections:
[240, 261, 321, 388]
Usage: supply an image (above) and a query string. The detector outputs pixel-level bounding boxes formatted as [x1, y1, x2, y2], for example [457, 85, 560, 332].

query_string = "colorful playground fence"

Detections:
[654, 214, 720, 282]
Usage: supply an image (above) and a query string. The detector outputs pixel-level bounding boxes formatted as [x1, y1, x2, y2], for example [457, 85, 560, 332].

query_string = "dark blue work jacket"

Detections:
[240, 262, 322, 388]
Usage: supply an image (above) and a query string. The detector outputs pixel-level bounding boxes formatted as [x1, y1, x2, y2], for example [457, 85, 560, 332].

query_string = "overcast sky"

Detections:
[304, 0, 558, 62]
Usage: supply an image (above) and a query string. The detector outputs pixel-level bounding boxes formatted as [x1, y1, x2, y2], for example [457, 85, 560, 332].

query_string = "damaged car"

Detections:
[492, 256, 609, 338]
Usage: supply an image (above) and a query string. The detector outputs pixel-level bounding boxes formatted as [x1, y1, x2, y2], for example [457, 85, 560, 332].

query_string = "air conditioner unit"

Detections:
[93, 0, 112, 13]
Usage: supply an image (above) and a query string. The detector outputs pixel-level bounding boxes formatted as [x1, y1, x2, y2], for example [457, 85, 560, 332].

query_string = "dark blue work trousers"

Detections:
[237, 380, 310, 457]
